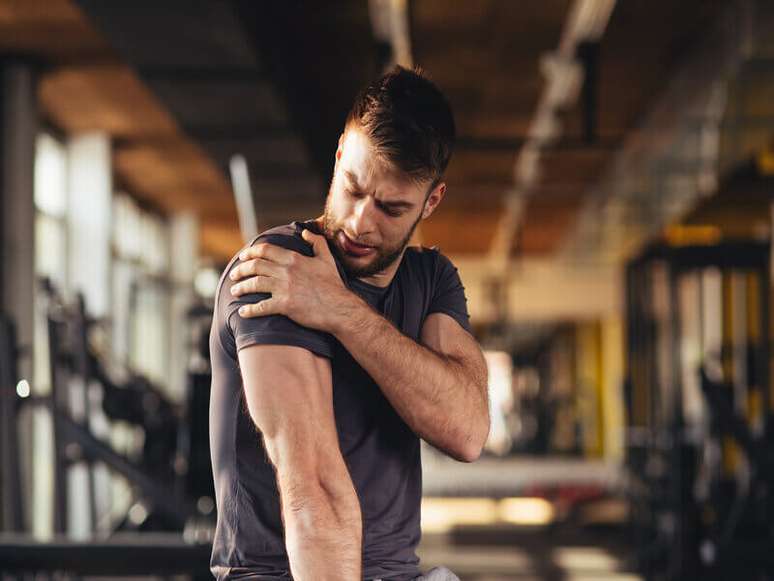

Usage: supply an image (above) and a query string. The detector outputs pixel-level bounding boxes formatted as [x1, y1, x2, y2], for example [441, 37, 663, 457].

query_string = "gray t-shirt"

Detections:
[209, 220, 471, 580]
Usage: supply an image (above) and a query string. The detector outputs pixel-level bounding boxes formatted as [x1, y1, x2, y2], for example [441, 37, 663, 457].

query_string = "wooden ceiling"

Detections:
[1, 0, 737, 262]
[412, 0, 728, 257]
[1, 0, 240, 258]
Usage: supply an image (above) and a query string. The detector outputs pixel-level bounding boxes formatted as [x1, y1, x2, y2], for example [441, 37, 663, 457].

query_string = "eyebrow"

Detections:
[343, 170, 415, 209]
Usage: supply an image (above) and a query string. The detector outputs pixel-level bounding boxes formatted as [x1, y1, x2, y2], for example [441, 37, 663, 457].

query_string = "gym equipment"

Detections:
[0, 314, 24, 533]
[1, 279, 217, 577]
[624, 241, 774, 580]
[40, 278, 192, 532]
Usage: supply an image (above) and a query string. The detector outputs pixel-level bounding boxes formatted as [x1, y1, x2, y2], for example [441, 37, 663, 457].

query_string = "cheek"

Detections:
[382, 217, 413, 243]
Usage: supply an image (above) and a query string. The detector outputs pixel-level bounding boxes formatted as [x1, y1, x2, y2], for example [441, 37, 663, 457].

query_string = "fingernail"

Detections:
[238, 306, 246, 315]
[239, 252, 246, 260]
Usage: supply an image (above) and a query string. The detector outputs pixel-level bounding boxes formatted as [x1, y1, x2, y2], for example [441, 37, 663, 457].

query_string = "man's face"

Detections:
[322, 128, 444, 278]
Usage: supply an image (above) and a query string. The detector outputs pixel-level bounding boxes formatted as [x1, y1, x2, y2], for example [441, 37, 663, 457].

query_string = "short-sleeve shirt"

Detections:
[209, 220, 471, 581]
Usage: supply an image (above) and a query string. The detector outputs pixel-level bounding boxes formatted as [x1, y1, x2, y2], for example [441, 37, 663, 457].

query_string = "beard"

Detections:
[322, 196, 422, 279]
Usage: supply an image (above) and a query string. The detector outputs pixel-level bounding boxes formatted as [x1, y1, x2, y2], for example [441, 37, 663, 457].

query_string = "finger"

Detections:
[301, 229, 332, 258]
[230, 257, 284, 282]
[237, 297, 282, 318]
[230, 275, 277, 297]
[239, 243, 295, 266]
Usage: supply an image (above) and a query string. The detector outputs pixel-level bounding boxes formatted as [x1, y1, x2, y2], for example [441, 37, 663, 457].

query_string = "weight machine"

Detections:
[625, 241, 774, 580]
[1, 279, 216, 576]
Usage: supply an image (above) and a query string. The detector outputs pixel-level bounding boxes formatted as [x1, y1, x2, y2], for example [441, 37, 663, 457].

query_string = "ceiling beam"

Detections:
[487, 0, 618, 267]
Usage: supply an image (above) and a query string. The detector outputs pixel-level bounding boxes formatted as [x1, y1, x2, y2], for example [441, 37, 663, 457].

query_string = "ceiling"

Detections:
[0, 0, 755, 263]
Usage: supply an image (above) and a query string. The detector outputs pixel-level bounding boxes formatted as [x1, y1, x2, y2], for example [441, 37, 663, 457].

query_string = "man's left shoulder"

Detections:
[404, 244, 442, 263]
[402, 246, 462, 294]
[404, 244, 458, 273]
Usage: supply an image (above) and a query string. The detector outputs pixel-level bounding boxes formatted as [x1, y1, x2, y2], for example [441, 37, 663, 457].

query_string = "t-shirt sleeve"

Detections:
[427, 251, 473, 334]
[225, 233, 335, 359]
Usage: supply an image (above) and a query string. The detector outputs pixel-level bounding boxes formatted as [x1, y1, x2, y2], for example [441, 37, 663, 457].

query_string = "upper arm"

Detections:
[225, 234, 335, 358]
[422, 250, 480, 366]
[238, 344, 343, 484]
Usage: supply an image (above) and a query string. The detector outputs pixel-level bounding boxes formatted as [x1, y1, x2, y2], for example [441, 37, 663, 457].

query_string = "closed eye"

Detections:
[380, 204, 405, 217]
[347, 187, 411, 216]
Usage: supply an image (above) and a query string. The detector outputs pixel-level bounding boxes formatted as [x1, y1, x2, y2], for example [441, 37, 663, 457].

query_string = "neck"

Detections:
[357, 248, 406, 288]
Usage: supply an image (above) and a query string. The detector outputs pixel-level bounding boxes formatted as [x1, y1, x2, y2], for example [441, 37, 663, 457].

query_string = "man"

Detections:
[209, 66, 490, 581]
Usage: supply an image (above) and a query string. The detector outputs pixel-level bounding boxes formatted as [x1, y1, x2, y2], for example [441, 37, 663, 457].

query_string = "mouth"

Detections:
[338, 231, 376, 258]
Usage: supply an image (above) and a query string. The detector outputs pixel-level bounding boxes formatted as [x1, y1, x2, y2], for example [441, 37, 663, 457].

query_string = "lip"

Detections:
[338, 232, 375, 257]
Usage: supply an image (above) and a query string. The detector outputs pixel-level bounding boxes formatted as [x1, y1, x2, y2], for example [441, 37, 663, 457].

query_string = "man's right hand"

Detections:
[238, 344, 362, 580]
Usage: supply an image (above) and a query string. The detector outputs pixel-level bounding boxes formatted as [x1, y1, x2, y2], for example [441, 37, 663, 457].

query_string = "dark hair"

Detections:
[344, 65, 455, 189]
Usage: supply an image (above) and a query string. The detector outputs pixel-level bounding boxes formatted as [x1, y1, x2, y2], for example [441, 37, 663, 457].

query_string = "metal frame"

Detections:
[625, 240, 772, 580]
[0, 315, 23, 532]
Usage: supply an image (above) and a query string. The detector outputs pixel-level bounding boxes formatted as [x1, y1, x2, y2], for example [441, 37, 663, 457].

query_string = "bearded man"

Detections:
[209, 66, 490, 581]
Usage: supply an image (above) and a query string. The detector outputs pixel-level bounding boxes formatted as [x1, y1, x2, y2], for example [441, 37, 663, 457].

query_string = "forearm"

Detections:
[281, 472, 362, 581]
[332, 295, 489, 462]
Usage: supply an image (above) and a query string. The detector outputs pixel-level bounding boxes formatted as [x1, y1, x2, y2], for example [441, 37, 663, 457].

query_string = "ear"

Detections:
[335, 133, 345, 163]
[421, 182, 446, 220]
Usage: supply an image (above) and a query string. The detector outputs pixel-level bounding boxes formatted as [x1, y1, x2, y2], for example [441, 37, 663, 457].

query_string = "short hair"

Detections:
[344, 65, 455, 189]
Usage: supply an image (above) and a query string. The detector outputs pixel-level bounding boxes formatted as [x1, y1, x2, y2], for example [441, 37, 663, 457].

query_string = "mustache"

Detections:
[340, 231, 377, 248]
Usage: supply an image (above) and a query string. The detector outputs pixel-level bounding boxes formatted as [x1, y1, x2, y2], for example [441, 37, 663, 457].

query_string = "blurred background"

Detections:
[1, 0, 774, 579]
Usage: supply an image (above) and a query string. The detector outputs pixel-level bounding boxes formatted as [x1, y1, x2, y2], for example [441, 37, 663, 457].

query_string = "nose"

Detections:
[348, 197, 376, 240]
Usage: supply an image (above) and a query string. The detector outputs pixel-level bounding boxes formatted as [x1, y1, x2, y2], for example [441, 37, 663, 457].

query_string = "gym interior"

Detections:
[2, 1, 774, 579]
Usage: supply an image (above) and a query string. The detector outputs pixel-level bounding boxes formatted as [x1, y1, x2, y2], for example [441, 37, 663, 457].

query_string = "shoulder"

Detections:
[399, 245, 463, 297]
[214, 222, 313, 301]
[246, 221, 316, 257]
[403, 245, 457, 277]
[233, 221, 315, 270]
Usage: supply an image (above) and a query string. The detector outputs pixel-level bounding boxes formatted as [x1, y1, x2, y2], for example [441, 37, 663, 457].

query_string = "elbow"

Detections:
[455, 417, 490, 463]
[456, 443, 483, 463]
[456, 390, 491, 463]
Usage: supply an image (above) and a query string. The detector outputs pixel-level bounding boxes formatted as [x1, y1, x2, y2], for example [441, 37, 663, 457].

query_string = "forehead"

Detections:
[339, 129, 426, 200]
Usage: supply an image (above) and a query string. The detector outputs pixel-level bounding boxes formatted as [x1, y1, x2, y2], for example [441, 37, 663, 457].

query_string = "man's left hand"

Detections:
[229, 230, 355, 332]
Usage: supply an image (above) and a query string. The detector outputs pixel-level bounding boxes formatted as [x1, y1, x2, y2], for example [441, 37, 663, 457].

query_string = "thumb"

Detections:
[301, 228, 331, 258]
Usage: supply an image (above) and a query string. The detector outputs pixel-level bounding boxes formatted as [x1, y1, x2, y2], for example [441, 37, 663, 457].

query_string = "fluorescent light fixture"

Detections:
[568, 0, 617, 41]
[229, 154, 257, 243]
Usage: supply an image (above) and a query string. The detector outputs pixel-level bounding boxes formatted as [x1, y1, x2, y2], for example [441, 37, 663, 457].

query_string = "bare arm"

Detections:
[238, 344, 361, 580]
[332, 303, 490, 462]
[229, 234, 489, 462]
